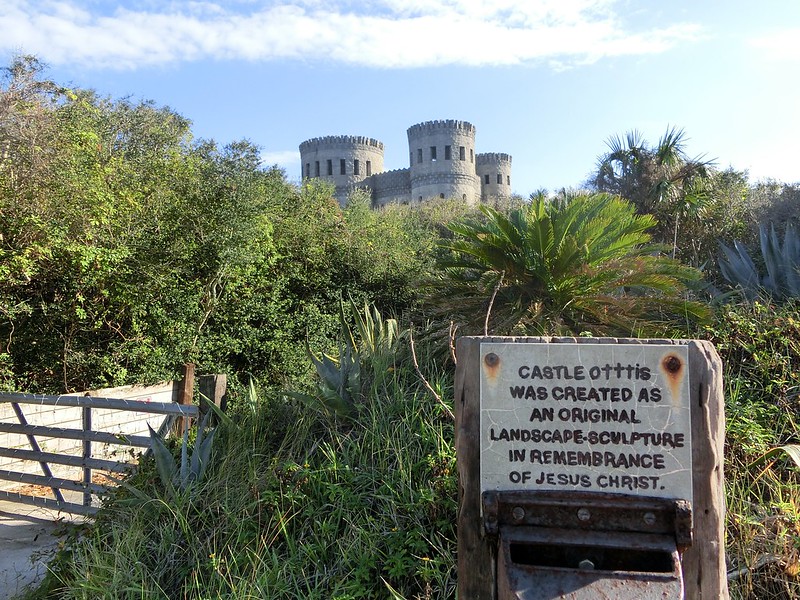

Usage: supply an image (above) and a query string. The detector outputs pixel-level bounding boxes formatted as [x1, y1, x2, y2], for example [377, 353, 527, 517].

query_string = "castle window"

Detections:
[410, 152, 413, 166]
[417, 149, 423, 163]
[327, 160, 333, 176]
[315, 161, 320, 177]
[340, 159, 346, 175]
[354, 159, 360, 176]
[470, 149, 474, 163]
[484, 174, 490, 185]
[440, 193, 445, 199]
[497, 173, 503, 184]
[507, 175, 511, 185]
[463, 194, 467, 201]
[419, 196, 423, 201]
[445, 145, 451, 160]
[430, 146, 437, 161]
[305, 163, 310, 178]
[459, 146, 465, 160]
[366, 160, 371, 176]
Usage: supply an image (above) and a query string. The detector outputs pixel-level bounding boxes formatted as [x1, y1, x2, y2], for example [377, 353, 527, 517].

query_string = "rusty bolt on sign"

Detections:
[577, 508, 591, 522]
[643, 512, 657, 526]
[512, 506, 525, 522]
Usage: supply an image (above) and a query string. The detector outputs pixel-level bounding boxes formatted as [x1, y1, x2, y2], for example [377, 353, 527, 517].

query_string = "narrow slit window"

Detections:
[507, 175, 511, 185]
[340, 159, 346, 175]
[459, 146, 465, 160]
[445, 145, 451, 160]
[470, 149, 474, 162]
[354, 159, 360, 175]
[315, 161, 320, 177]
[430, 146, 437, 161]
[305, 163, 310, 178]
[366, 160, 372, 176]
[497, 173, 502, 184]
[484, 174, 490, 185]
[327, 160, 333, 176]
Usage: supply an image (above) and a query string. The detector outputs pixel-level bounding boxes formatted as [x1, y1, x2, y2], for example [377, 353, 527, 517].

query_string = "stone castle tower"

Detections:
[299, 120, 512, 207]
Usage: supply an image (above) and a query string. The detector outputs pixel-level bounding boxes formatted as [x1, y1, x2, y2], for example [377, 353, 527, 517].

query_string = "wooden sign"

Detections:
[480, 343, 692, 503]
[455, 337, 728, 600]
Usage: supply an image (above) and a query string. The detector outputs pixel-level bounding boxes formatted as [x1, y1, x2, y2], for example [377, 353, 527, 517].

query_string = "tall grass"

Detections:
[29, 331, 457, 600]
[708, 301, 800, 599]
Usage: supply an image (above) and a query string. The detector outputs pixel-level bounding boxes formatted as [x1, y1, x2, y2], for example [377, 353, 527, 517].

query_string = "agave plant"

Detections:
[718, 224, 800, 301]
[297, 298, 401, 419]
[147, 412, 217, 499]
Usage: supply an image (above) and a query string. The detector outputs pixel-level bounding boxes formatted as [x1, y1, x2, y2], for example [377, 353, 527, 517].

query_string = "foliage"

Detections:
[591, 128, 751, 269]
[299, 299, 401, 419]
[719, 224, 800, 302]
[703, 302, 800, 598]
[746, 181, 800, 240]
[28, 335, 457, 599]
[0, 56, 438, 394]
[432, 191, 708, 337]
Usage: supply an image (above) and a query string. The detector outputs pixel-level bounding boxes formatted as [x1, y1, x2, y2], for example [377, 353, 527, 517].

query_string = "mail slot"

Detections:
[497, 527, 683, 599]
[484, 490, 691, 600]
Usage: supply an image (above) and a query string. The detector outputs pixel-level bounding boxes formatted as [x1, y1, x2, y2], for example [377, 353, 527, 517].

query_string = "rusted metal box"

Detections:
[485, 490, 691, 599]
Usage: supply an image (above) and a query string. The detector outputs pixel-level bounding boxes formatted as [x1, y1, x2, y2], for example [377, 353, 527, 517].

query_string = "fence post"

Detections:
[177, 363, 195, 436]
[82, 396, 92, 507]
[198, 374, 228, 420]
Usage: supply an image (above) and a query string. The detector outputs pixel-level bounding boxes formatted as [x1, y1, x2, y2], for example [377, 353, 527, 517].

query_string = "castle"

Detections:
[299, 119, 512, 207]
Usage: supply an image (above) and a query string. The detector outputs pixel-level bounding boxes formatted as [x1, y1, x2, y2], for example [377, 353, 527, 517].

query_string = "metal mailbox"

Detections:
[484, 490, 692, 599]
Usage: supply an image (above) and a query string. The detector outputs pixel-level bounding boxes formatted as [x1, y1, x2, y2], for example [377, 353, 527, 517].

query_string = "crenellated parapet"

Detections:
[476, 152, 512, 165]
[406, 119, 476, 138]
[299, 135, 384, 152]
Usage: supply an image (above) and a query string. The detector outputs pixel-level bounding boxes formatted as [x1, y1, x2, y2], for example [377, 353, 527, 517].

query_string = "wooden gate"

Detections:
[0, 367, 225, 516]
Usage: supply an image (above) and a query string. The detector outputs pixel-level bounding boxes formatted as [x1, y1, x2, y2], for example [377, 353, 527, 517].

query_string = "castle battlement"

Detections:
[407, 119, 476, 137]
[299, 135, 384, 151]
[476, 152, 512, 165]
[299, 120, 513, 207]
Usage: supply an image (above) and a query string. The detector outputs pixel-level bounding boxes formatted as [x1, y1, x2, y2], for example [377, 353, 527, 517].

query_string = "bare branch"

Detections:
[409, 325, 454, 421]
[484, 270, 505, 336]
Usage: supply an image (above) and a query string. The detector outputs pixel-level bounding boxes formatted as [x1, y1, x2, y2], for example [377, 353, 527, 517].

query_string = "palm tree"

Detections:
[430, 191, 708, 336]
[593, 127, 714, 261]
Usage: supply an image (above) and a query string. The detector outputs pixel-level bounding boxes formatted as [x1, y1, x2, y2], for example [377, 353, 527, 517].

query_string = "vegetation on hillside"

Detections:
[2, 56, 800, 599]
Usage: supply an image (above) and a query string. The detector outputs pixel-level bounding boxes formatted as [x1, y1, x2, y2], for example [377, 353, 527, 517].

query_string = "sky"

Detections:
[2, 0, 799, 197]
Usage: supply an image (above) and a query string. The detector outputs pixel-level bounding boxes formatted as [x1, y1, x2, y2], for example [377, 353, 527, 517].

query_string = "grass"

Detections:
[26, 330, 457, 600]
[22, 301, 800, 599]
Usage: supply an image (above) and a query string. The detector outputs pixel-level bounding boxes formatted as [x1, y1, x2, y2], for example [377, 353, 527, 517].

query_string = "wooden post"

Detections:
[683, 340, 728, 599]
[454, 337, 728, 600]
[82, 398, 92, 507]
[455, 337, 496, 600]
[177, 363, 195, 436]
[198, 374, 228, 420]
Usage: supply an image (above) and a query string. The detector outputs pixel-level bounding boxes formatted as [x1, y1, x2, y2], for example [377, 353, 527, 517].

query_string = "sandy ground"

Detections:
[0, 498, 85, 599]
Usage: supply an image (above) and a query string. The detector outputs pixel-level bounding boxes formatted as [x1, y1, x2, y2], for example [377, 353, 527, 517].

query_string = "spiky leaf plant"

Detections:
[432, 191, 708, 336]
[719, 223, 800, 301]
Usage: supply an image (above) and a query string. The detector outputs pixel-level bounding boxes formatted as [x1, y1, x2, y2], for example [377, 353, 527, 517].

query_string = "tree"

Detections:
[431, 191, 708, 337]
[592, 127, 723, 266]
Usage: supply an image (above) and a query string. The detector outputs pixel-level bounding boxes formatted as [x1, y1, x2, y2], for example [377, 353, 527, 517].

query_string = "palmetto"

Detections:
[433, 191, 707, 336]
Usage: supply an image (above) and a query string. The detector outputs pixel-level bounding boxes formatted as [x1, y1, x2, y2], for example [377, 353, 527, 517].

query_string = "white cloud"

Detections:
[0, 0, 702, 70]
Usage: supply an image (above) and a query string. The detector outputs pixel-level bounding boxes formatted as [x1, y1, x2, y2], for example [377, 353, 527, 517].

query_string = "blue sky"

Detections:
[2, 0, 799, 197]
